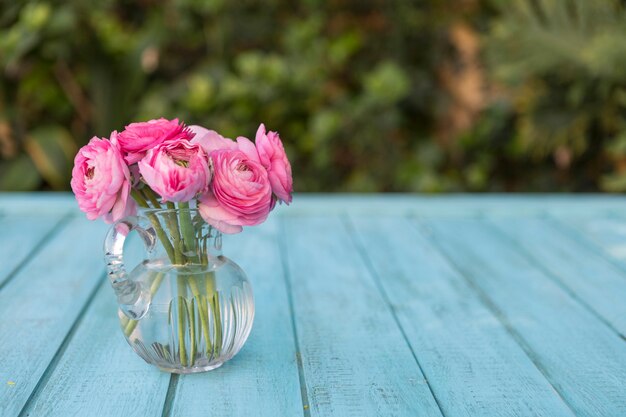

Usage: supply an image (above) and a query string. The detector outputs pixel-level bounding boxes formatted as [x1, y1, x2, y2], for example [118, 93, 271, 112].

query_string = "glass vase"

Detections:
[104, 208, 254, 374]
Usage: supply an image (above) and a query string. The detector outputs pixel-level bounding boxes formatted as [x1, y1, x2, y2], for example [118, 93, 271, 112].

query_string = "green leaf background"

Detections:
[1, 0, 625, 192]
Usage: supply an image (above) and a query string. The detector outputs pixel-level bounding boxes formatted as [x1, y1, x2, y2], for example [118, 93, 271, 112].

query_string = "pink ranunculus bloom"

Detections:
[255, 124, 293, 204]
[189, 125, 262, 162]
[71, 134, 136, 224]
[118, 118, 193, 164]
[198, 148, 273, 234]
[189, 125, 238, 154]
[138, 139, 210, 202]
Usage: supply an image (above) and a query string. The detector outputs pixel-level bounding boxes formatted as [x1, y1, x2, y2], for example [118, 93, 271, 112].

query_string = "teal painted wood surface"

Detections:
[421, 218, 626, 417]
[554, 214, 626, 268]
[19, 282, 172, 417]
[168, 218, 304, 417]
[282, 216, 443, 417]
[348, 215, 575, 417]
[1, 193, 626, 417]
[0, 217, 108, 416]
[488, 216, 626, 338]
[0, 215, 67, 288]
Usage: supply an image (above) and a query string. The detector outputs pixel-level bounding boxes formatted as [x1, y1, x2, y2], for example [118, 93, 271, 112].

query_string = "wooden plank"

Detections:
[3, 194, 626, 416]
[553, 215, 626, 267]
[19, 219, 178, 416]
[3, 192, 626, 217]
[282, 215, 443, 417]
[0, 215, 68, 288]
[489, 216, 626, 338]
[168, 218, 304, 416]
[0, 217, 108, 416]
[283, 195, 626, 217]
[422, 217, 626, 417]
[0, 193, 77, 216]
[349, 215, 575, 417]
[22, 218, 304, 417]
[19, 281, 171, 417]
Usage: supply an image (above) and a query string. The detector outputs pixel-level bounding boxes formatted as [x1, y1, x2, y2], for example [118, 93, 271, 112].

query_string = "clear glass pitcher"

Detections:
[104, 208, 254, 373]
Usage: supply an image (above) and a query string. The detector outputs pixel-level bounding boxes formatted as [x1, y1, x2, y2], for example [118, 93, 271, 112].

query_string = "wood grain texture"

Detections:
[0, 215, 68, 288]
[278, 194, 626, 217]
[349, 215, 575, 417]
[3, 192, 626, 216]
[168, 218, 304, 417]
[19, 282, 171, 417]
[282, 215, 443, 417]
[3, 194, 626, 417]
[553, 214, 626, 268]
[422, 217, 626, 417]
[489, 216, 626, 338]
[0, 217, 108, 416]
[0, 193, 76, 215]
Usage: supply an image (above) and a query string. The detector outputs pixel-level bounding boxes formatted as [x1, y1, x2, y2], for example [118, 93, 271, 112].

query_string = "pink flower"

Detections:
[189, 125, 237, 154]
[198, 148, 272, 234]
[118, 118, 192, 164]
[255, 124, 293, 204]
[138, 140, 210, 202]
[189, 125, 260, 161]
[71, 134, 136, 224]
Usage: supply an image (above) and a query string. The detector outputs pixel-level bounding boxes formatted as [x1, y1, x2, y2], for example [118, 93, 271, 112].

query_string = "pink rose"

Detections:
[118, 118, 192, 164]
[198, 148, 272, 234]
[255, 124, 293, 204]
[138, 139, 210, 202]
[71, 134, 136, 224]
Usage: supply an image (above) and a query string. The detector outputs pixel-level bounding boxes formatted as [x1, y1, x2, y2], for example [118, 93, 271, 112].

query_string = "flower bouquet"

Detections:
[71, 118, 292, 373]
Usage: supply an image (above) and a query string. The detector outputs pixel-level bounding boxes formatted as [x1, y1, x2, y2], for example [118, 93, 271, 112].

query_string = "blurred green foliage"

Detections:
[1, 0, 625, 192]
[486, 0, 626, 191]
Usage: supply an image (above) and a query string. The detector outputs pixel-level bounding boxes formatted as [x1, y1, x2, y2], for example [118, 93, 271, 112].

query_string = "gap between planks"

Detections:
[0, 213, 74, 293]
[487, 215, 626, 343]
[547, 212, 626, 285]
[410, 216, 580, 417]
[278, 216, 312, 417]
[18, 272, 107, 417]
[342, 215, 447, 417]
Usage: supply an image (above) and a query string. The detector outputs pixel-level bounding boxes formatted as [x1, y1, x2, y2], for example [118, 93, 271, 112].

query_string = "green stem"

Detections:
[128, 191, 218, 366]
[187, 297, 197, 365]
[178, 201, 214, 359]
[129, 190, 198, 369]
[188, 277, 213, 355]
[163, 202, 183, 265]
[178, 202, 199, 262]
[140, 188, 185, 266]
[131, 188, 149, 208]
[176, 278, 188, 366]
[201, 236, 208, 266]
[212, 293, 222, 357]
[131, 189, 176, 262]
[205, 271, 221, 357]
[142, 187, 162, 209]
[124, 272, 164, 337]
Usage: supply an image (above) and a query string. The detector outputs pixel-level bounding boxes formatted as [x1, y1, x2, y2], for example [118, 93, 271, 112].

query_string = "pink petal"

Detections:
[236, 136, 260, 163]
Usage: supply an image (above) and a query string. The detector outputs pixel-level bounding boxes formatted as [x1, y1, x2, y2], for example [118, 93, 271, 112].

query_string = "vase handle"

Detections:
[104, 216, 157, 320]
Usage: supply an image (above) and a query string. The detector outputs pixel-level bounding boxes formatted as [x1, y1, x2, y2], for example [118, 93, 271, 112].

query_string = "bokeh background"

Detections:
[1, 0, 626, 192]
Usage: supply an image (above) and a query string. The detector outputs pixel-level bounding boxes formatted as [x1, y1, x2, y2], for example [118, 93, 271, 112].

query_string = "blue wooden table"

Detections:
[1, 193, 626, 417]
